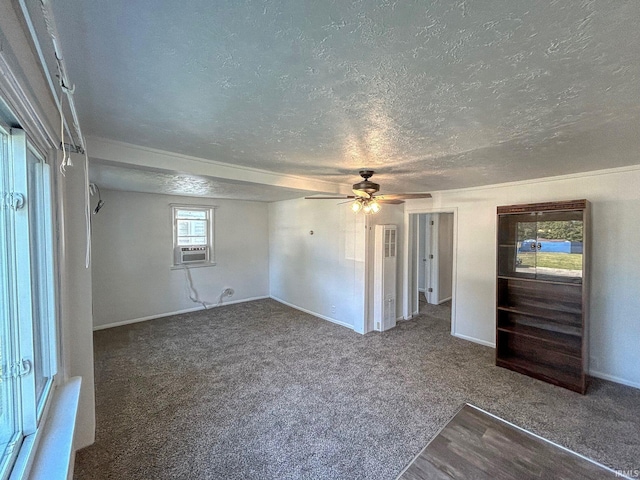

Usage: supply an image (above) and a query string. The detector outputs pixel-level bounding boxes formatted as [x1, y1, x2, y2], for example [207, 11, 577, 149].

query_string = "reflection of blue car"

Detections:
[519, 239, 538, 252]
[519, 239, 583, 253]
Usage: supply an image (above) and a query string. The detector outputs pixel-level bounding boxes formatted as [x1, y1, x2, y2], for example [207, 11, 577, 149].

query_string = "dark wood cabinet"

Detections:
[496, 200, 589, 393]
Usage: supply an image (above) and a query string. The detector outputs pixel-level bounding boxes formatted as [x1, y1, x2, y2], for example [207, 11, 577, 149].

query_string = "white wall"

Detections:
[91, 190, 269, 327]
[59, 153, 96, 449]
[406, 165, 640, 388]
[269, 198, 366, 332]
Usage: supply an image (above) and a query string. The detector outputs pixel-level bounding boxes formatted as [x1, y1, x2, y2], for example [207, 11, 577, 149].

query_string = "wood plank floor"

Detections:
[397, 404, 620, 480]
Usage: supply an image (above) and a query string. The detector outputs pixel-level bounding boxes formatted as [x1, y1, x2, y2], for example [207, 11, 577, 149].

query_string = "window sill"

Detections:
[13, 377, 82, 480]
[170, 262, 217, 270]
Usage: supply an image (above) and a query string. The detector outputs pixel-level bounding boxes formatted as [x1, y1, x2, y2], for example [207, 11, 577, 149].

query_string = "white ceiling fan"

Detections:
[305, 170, 432, 213]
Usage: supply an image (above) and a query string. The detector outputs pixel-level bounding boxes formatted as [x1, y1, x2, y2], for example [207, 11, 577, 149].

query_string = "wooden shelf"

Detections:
[496, 305, 581, 325]
[497, 275, 582, 286]
[497, 324, 582, 356]
[496, 200, 589, 394]
[496, 356, 585, 394]
[497, 309, 581, 336]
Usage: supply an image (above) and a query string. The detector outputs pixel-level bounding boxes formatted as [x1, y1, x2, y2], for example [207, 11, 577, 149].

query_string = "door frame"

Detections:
[402, 206, 458, 336]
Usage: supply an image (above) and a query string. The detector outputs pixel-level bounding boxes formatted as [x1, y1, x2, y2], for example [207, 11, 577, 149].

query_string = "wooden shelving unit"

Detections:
[496, 200, 589, 394]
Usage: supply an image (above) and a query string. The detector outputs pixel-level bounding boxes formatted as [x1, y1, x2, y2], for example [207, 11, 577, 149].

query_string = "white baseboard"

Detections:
[93, 296, 270, 331]
[589, 369, 640, 390]
[418, 288, 426, 293]
[452, 332, 496, 348]
[436, 296, 452, 305]
[269, 295, 354, 330]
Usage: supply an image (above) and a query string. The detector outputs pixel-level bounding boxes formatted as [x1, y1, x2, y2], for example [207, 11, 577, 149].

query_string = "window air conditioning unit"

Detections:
[179, 246, 208, 264]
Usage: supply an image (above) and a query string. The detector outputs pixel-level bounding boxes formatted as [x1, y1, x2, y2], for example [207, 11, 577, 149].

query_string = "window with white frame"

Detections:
[171, 205, 215, 266]
[0, 124, 57, 480]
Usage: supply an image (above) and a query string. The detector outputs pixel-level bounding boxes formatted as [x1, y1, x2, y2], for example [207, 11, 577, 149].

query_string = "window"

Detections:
[0, 126, 57, 479]
[171, 205, 215, 266]
[0, 123, 18, 479]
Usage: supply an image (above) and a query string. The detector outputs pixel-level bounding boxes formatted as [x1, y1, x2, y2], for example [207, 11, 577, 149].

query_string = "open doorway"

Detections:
[418, 213, 453, 321]
[403, 209, 457, 335]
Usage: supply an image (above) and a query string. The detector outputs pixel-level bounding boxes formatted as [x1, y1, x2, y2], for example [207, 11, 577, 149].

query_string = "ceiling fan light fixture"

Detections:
[353, 197, 380, 215]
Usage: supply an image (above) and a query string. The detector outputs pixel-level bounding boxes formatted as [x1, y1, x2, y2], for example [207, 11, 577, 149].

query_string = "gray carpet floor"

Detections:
[419, 295, 451, 321]
[75, 299, 640, 480]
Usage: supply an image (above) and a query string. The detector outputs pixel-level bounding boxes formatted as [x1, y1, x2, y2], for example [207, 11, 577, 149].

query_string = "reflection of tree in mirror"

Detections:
[517, 223, 536, 241]
[538, 221, 583, 242]
[518, 221, 582, 242]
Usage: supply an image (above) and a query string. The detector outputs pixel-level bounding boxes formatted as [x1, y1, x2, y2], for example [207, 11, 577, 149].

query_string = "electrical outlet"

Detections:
[590, 356, 599, 369]
[331, 305, 336, 314]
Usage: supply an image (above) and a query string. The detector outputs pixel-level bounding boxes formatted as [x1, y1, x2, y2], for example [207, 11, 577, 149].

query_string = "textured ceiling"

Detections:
[89, 161, 317, 201]
[50, 0, 640, 195]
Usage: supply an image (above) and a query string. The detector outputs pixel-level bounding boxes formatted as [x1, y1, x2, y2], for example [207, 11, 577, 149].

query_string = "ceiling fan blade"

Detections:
[339, 198, 404, 205]
[305, 196, 356, 200]
[373, 193, 432, 200]
[352, 190, 371, 199]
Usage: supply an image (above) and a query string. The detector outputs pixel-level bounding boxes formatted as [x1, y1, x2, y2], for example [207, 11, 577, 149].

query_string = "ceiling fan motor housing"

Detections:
[352, 170, 380, 195]
[303, 169, 431, 202]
